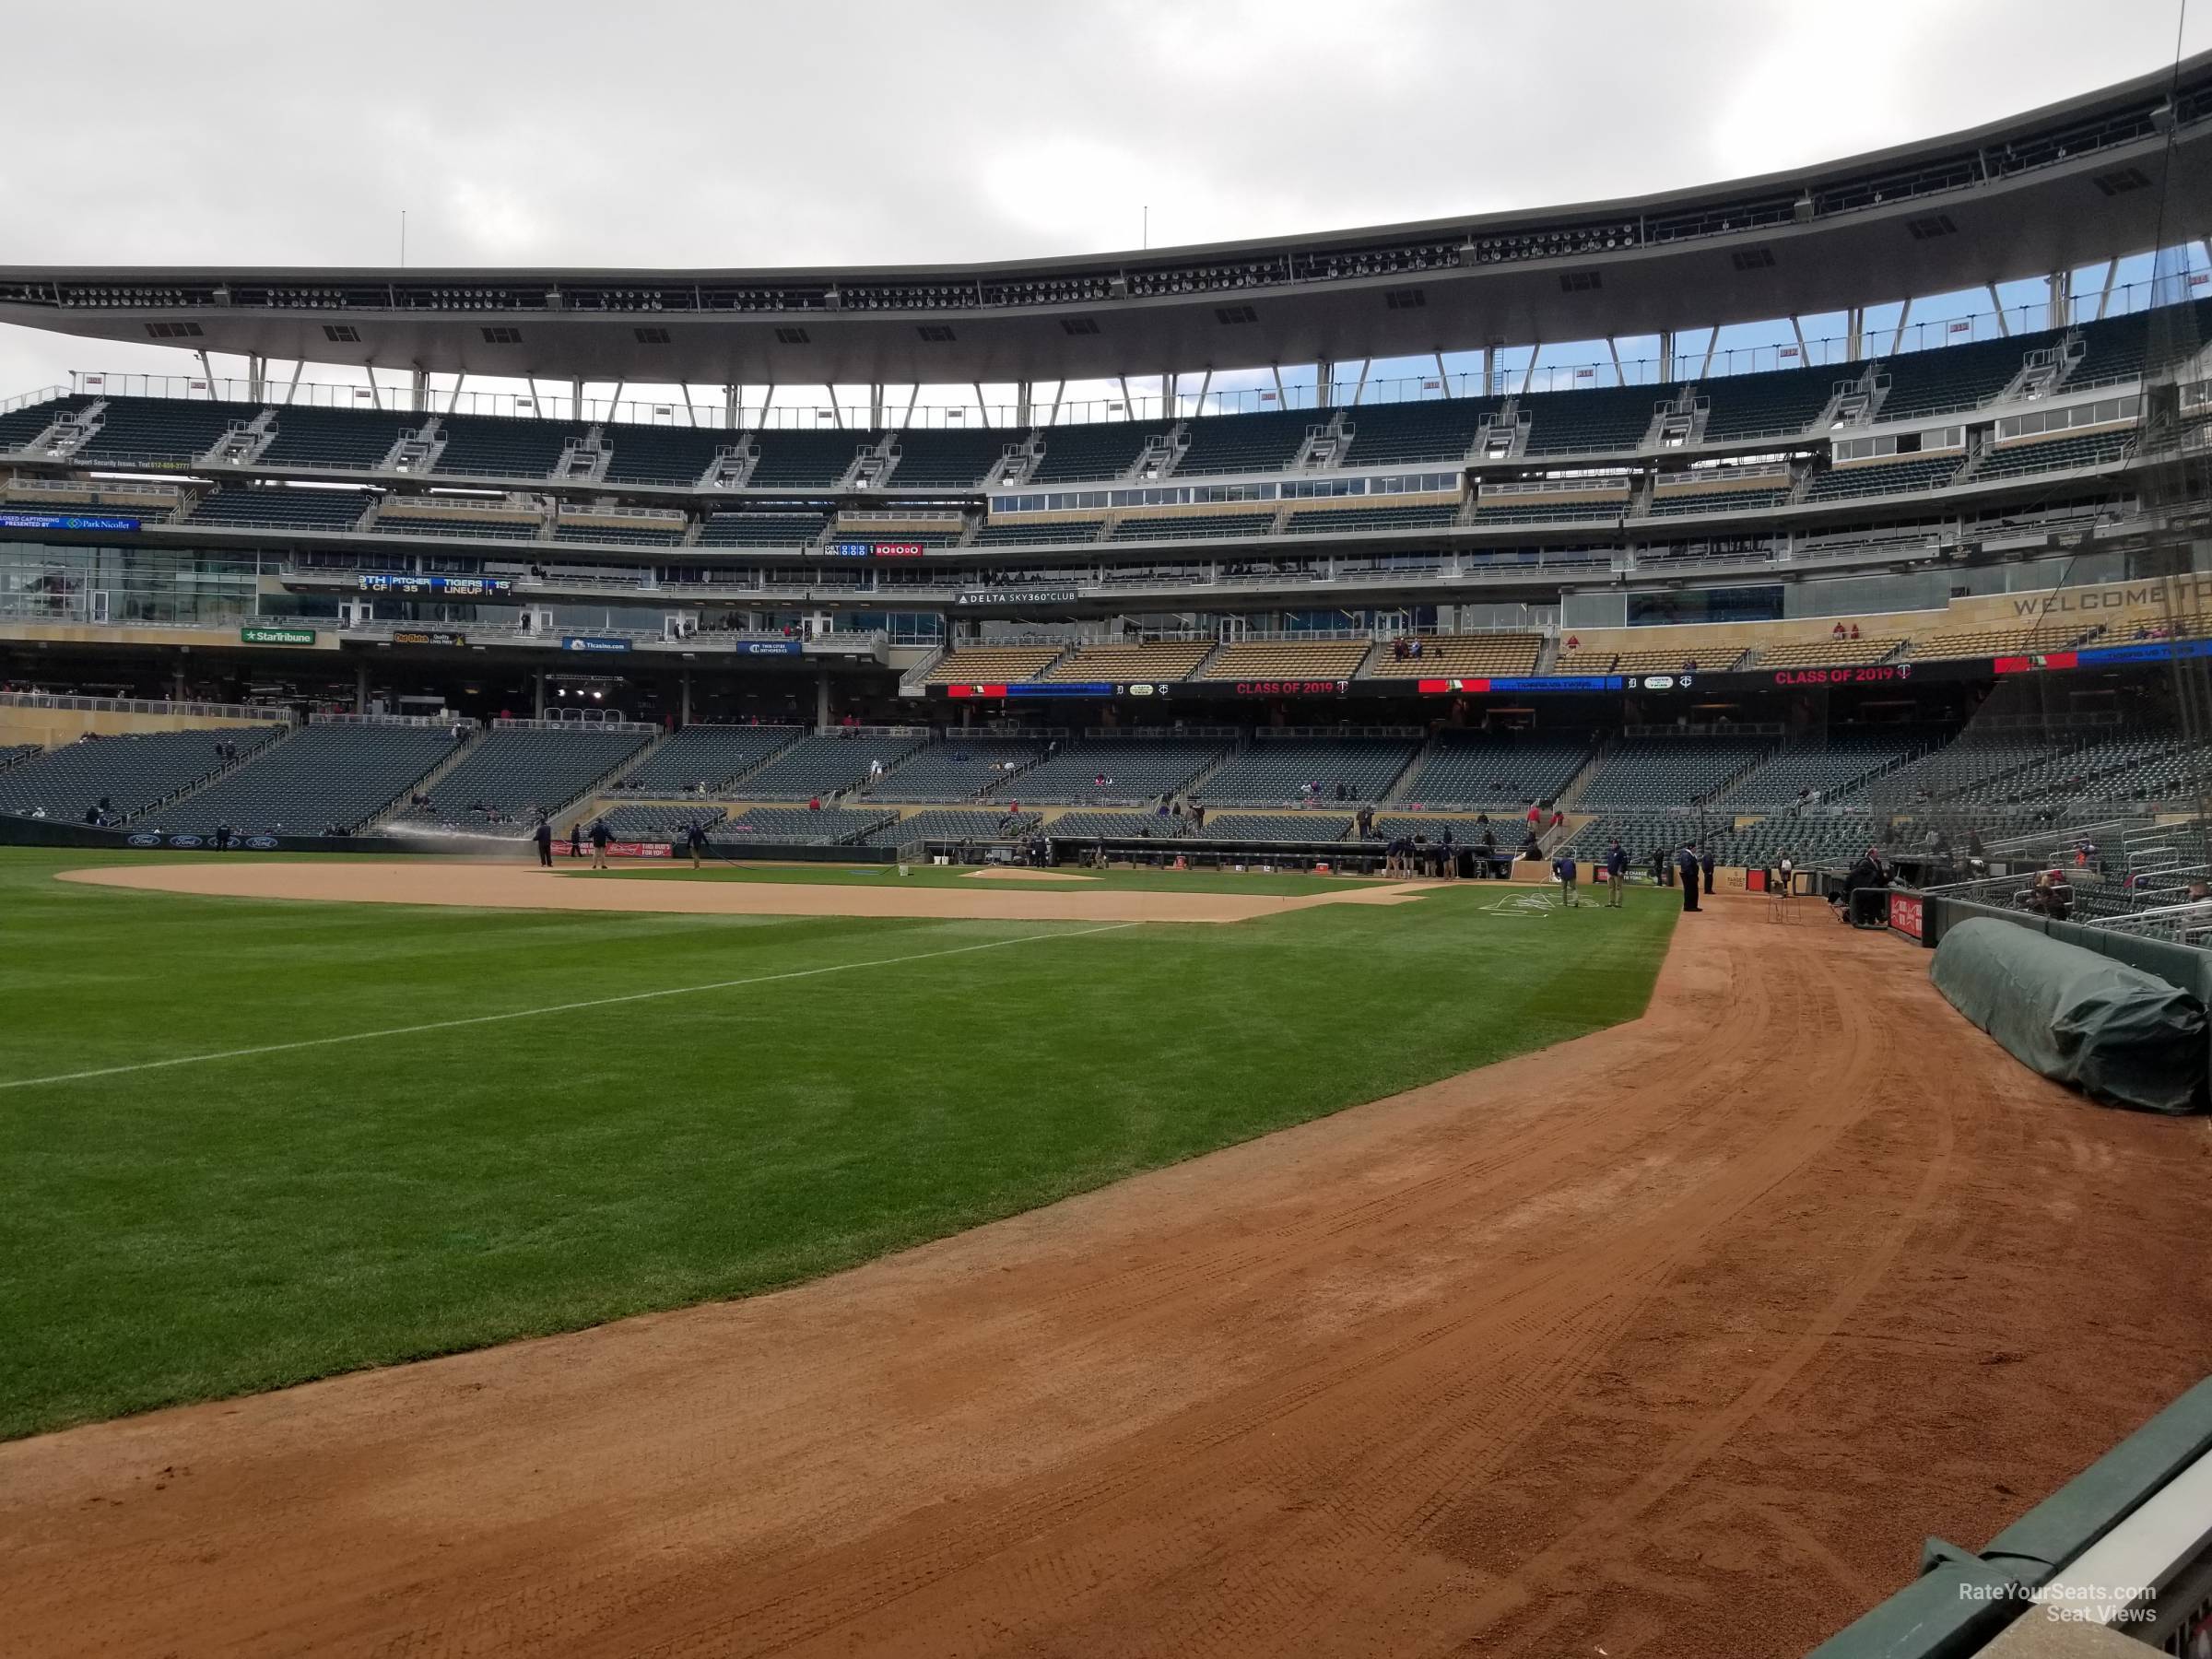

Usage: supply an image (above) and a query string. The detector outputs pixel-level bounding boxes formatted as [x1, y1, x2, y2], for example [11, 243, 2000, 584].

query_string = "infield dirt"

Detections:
[3, 895, 2205, 1657]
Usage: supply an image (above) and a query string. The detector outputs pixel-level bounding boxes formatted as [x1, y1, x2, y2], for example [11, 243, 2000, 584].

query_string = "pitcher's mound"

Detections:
[961, 868, 1098, 883]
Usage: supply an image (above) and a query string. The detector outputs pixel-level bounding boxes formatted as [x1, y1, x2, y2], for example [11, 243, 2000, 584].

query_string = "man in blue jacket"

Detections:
[1606, 839, 1628, 908]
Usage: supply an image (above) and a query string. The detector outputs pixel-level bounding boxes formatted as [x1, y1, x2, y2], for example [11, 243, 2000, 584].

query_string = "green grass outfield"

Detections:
[0, 847, 1676, 1441]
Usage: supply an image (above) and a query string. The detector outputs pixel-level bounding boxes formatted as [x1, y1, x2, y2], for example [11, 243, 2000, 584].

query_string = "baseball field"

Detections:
[5, 846, 2206, 1658]
[0, 846, 1670, 1441]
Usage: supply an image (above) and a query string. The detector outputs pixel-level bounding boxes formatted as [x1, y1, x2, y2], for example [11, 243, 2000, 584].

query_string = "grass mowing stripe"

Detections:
[0, 921, 1138, 1093]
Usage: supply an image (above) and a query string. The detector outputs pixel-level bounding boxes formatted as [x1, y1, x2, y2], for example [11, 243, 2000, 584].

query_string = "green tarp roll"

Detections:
[1931, 919, 2207, 1114]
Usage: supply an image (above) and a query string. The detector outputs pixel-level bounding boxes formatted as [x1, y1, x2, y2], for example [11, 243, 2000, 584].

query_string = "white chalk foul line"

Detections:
[0, 922, 1140, 1093]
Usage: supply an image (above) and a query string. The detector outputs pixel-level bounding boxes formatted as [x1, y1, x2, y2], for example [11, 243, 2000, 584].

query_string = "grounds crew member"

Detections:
[590, 817, 613, 870]
[686, 819, 708, 870]
[1606, 839, 1627, 907]
[533, 817, 554, 869]
[1552, 850, 1579, 907]
[1677, 843, 1701, 912]
[1700, 844, 1716, 896]
[569, 819, 583, 861]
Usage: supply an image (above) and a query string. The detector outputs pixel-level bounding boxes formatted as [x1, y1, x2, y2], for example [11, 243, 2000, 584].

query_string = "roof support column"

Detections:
[1349, 359, 1369, 406]
[1194, 367, 1212, 415]
[971, 382, 986, 427]
[408, 365, 426, 411]
[900, 384, 920, 427]
[1016, 381, 1032, 426]
[1885, 300, 1911, 357]
[760, 384, 776, 428]
[677, 383, 697, 426]
[1316, 359, 1333, 408]
[569, 378, 582, 421]
[1117, 376, 1133, 420]
[446, 371, 466, 415]
[2096, 259, 2119, 320]
[723, 384, 739, 429]
[1162, 371, 1177, 420]
[365, 368, 384, 412]
[1697, 329, 1716, 378]
[283, 358, 305, 406]
[1272, 365, 1287, 406]
[869, 383, 884, 427]
[249, 354, 268, 403]
[1790, 315, 1809, 360]
[2047, 269, 2071, 331]
[195, 347, 217, 392]
[824, 386, 841, 429]
[606, 382, 625, 421]
[1517, 344, 1540, 397]
[1657, 333, 1675, 382]
[1432, 350, 1449, 395]
[1984, 285, 2008, 337]
[1847, 307, 1864, 360]
[1045, 381, 1063, 426]
[1606, 336, 1624, 385]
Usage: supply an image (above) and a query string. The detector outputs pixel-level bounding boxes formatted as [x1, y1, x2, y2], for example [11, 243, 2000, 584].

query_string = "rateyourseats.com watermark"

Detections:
[1959, 1582, 2159, 1625]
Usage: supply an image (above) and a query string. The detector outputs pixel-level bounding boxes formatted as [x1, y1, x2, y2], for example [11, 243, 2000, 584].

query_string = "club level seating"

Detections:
[1194, 639, 1371, 681]
[1365, 633, 1542, 678]
[259, 407, 422, 470]
[1645, 487, 1792, 516]
[599, 424, 728, 488]
[1718, 725, 1938, 806]
[179, 722, 459, 834]
[857, 807, 1038, 845]
[868, 737, 1043, 801]
[1699, 365, 1837, 442]
[1391, 730, 1593, 807]
[433, 416, 589, 480]
[1579, 734, 1775, 807]
[735, 734, 926, 798]
[1606, 647, 1747, 675]
[1196, 811, 1352, 841]
[709, 805, 892, 843]
[1334, 398, 1497, 465]
[587, 804, 728, 839]
[698, 512, 829, 547]
[1044, 809, 1188, 839]
[189, 487, 372, 530]
[1472, 497, 1626, 523]
[1028, 421, 1166, 484]
[1172, 408, 1319, 476]
[1752, 637, 1907, 667]
[375, 513, 541, 540]
[74, 398, 263, 465]
[0, 727, 278, 820]
[616, 724, 803, 792]
[391, 726, 651, 837]
[1904, 624, 2095, 661]
[1804, 455, 1961, 500]
[924, 645, 1065, 685]
[1111, 511, 1276, 542]
[1199, 738, 1418, 805]
[974, 518, 1104, 545]
[0, 394, 95, 450]
[746, 429, 879, 488]
[1876, 330, 2059, 422]
[1971, 429, 2133, 479]
[1043, 641, 1216, 681]
[1283, 504, 1459, 535]
[888, 427, 1010, 488]
[552, 522, 685, 547]
[1002, 738, 1225, 804]
[1522, 384, 1677, 455]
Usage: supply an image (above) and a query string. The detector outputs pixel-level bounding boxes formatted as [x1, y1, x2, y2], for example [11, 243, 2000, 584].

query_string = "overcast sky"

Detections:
[2, 0, 2206, 411]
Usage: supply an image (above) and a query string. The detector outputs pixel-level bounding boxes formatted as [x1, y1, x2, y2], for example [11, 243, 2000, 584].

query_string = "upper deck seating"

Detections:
[259, 407, 422, 470]
[1334, 398, 1496, 465]
[73, 397, 262, 466]
[1876, 331, 2058, 421]
[1028, 420, 1166, 484]
[432, 415, 589, 480]
[888, 427, 1011, 488]
[1699, 366, 1838, 442]
[1521, 384, 1676, 455]
[1194, 639, 1371, 681]
[600, 424, 730, 488]
[746, 429, 879, 488]
[1172, 408, 1317, 476]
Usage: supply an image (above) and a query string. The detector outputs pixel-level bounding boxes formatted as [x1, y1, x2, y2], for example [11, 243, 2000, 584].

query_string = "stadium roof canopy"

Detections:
[6, 52, 2211, 389]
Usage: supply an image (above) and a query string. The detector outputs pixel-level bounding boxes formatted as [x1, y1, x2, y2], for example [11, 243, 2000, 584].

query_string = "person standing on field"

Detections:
[569, 819, 583, 861]
[1700, 845, 1716, 896]
[686, 819, 708, 870]
[1606, 839, 1627, 907]
[590, 817, 612, 870]
[533, 817, 553, 869]
[1677, 844, 1701, 912]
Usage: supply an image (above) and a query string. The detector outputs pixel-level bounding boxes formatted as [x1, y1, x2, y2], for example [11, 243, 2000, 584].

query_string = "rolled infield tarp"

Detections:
[1931, 918, 2208, 1114]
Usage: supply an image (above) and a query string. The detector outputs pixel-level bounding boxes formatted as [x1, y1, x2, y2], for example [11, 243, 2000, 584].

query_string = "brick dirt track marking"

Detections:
[3, 897, 2208, 1657]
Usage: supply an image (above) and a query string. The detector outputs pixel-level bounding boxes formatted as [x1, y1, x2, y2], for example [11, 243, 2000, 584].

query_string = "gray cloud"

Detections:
[1, 0, 2203, 401]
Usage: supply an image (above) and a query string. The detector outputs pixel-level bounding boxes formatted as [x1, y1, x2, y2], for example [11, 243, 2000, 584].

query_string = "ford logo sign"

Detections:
[246, 835, 279, 851]
[167, 834, 204, 849]
[126, 832, 160, 848]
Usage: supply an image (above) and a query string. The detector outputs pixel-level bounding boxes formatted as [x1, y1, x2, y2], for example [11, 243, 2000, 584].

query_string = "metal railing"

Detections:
[0, 688, 291, 723]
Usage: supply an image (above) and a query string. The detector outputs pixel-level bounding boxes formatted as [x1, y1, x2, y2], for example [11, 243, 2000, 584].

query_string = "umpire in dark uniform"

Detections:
[533, 817, 554, 869]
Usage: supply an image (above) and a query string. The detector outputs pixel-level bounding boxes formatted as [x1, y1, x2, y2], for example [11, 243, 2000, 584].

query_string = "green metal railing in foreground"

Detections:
[1809, 1375, 2212, 1657]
